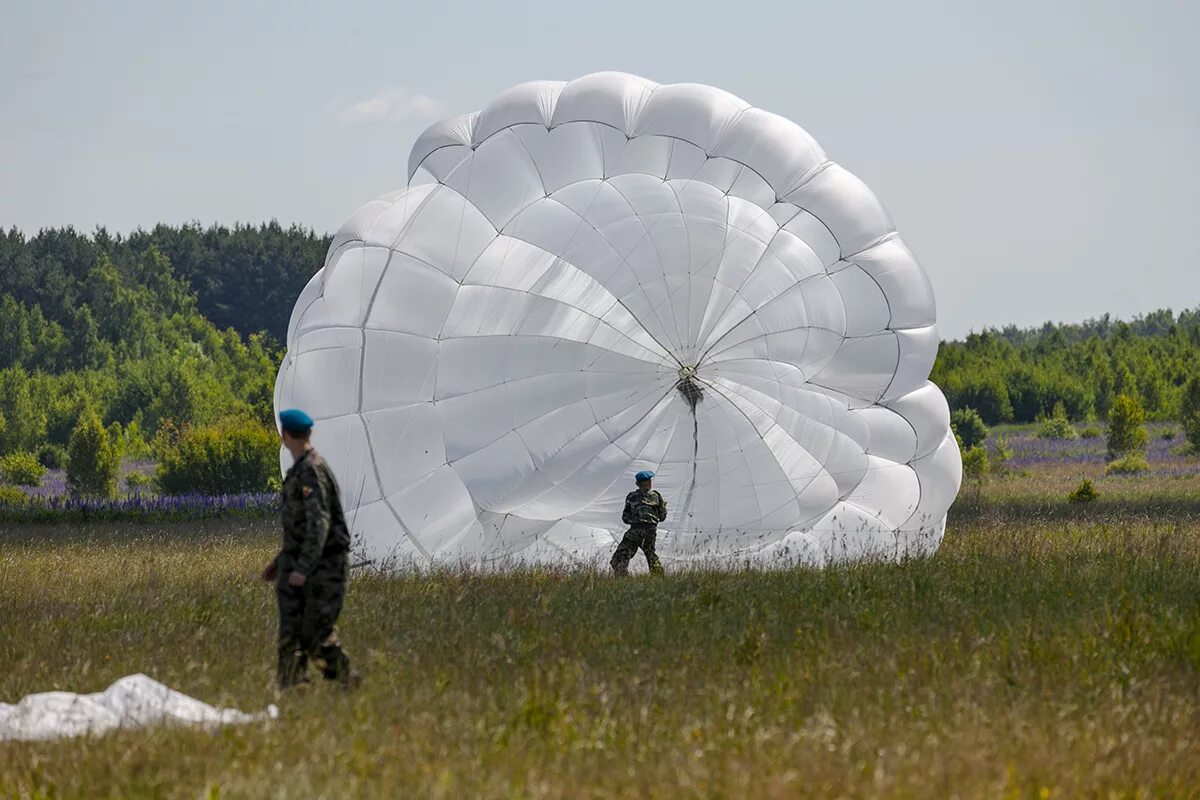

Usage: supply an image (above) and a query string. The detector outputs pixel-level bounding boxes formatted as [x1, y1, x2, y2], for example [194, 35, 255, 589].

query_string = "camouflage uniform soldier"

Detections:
[262, 408, 358, 690]
[611, 470, 668, 576]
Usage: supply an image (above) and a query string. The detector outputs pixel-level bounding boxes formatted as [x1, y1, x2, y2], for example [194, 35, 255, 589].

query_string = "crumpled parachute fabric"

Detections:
[275, 72, 962, 571]
[0, 674, 277, 741]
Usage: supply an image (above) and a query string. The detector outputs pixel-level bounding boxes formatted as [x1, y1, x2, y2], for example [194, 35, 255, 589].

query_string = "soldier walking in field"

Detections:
[610, 470, 668, 576]
[261, 408, 359, 690]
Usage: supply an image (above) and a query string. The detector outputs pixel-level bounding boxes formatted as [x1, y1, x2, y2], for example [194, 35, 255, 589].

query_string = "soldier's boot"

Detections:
[278, 648, 310, 690]
[646, 553, 665, 577]
[610, 553, 630, 576]
[317, 639, 360, 690]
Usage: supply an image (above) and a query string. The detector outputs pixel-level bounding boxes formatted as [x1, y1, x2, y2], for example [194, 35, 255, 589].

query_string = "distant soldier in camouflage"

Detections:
[611, 470, 668, 576]
[261, 408, 358, 690]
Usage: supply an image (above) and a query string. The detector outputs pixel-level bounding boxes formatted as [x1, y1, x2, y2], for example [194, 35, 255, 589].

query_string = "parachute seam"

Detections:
[691, 203, 783, 355]
[445, 376, 675, 467]
[507, 128, 550, 197]
[354, 188, 445, 562]
[436, 363, 662, 403]
[709, 374, 863, 486]
[689, 376, 774, 531]
[701, 376, 839, 526]
[603, 178, 691, 360]
[491, 384, 678, 519]
[413, 119, 845, 259]
[701, 319, 841, 365]
[437, 181, 643, 349]
[453, 278, 671, 366]
[696, 271, 841, 365]
[498, 192, 680, 363]
[700, 369, 862, 467]
[663, 177, 696, 357]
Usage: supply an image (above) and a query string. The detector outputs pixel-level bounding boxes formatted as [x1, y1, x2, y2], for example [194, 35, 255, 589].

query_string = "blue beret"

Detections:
[635, 470, 655, 483]
[279, 408, 314, 434]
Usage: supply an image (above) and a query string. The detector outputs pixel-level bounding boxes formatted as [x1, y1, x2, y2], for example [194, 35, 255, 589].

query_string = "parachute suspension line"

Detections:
[675, 366, 703, 532]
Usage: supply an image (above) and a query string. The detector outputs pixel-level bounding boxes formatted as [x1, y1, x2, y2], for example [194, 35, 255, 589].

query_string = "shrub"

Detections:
[1106, 393, 1148, 459]
[0, 451, 46, 487]
[156, 418, 280, 495]
[1159, 428, 1177, 441]
[950, 408, 989, 450]
[35, 443, 67, 471]
[1105, 454, 1150, 475]
[1079, 426, 1103, 439]
[0, 485, 28, 506]
[67, 410, 120, 498]
[1068, 479, 1098, 503]
[1037, 415, 1077, 440]
[961, 444, 989, 480]
[125, 470, 154, 492]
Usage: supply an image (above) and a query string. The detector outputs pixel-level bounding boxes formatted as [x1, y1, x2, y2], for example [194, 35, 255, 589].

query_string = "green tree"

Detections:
[66, 410, 120, 498]
[69, 304, 104, 370]
[960, 444, 989, 481]
[1181, 376, 1200, 453]
[1106, 393, 1148, 459]
[950, 408, 989, 450]
[0, 295, 34, 367]
[1112, 365, 1138, 407]
[1138, 360, 1167, 417]
[0, 367, 47, 454]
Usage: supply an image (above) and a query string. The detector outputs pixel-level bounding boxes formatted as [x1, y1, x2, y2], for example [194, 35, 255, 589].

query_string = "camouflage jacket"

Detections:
[622, 488, 668, 527]
[280, 448, 350, 576]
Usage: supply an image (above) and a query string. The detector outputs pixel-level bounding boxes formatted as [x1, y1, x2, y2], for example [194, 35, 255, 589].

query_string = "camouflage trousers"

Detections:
[610, 525, 664, 576]
[275, 551, 351, 688]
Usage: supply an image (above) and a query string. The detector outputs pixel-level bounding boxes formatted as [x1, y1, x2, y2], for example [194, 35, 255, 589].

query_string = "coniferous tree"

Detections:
[66, 409, 119, 499]
[1106, 393, 1148, 459]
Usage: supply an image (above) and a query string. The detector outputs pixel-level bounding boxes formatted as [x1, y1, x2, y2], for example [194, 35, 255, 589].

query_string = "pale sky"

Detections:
[2, 0, 1197, 338]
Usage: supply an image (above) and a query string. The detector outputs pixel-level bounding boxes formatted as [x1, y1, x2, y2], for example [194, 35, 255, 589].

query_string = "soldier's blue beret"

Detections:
[279, 408, 314, 434]
[635, 470, 655, 483]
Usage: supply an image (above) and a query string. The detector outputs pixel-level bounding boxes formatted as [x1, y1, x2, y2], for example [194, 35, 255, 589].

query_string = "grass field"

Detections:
[2, 503, 1199, 798]
[5, 429, 1200, 800]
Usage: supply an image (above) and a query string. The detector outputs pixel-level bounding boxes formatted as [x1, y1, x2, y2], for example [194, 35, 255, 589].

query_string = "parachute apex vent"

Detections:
[676, 366, 704, 411]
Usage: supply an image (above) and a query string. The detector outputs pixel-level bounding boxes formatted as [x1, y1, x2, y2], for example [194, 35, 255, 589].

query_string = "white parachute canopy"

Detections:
[275, 72, 962, 570]
[0, 674, 276, 741]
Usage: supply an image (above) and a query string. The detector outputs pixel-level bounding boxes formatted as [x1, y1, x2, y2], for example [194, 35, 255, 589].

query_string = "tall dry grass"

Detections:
[1, 512, 1199, 798]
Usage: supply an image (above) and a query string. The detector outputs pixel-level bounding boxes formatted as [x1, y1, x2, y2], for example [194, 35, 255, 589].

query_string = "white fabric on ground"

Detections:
[0, 674, 278, 742]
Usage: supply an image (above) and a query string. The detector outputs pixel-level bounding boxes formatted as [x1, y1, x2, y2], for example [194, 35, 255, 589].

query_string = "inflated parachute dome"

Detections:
[275, 72, 962, 570]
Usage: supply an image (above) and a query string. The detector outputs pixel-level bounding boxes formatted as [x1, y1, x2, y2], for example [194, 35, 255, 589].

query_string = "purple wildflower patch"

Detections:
[0, 490, 277, 523]
[2, 459, 277, 523]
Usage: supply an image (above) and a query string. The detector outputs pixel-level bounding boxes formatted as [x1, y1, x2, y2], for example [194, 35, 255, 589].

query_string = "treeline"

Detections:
[0, 223, 329, 345]
[0, 227, 285, 459]
[932, 309, 1200, 424]
[1, 225, 1197, 461]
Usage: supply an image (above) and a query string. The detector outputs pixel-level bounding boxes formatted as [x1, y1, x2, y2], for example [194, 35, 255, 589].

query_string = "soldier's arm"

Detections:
[657, 492, 668, 522]
[621, 494, 634, 525]
[294, 466, 331, 577]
